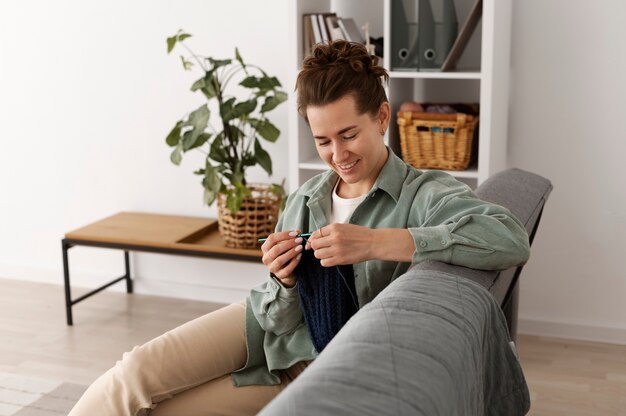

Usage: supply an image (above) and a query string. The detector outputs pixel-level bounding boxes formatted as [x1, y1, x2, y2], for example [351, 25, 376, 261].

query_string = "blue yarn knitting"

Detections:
[295, 247, 359, 352]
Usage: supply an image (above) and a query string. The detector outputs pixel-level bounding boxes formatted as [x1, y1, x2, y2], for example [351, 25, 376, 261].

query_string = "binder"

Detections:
[390, 0, 458, 71]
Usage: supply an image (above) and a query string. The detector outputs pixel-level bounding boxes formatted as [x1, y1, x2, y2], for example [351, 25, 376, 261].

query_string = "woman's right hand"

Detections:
[261, 230, 304, 288]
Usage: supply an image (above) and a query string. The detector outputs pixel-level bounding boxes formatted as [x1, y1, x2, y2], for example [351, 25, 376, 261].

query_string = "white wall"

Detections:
[0, 0, 289, 304]
[1, 0, 625, 344]
[509, 0, 626, 343]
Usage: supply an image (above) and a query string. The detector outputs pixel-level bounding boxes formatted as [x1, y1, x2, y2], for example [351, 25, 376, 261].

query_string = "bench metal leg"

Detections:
[125, 251, 133, 293]
[62, 242, 134, 326]
[62, 240, 74, 326]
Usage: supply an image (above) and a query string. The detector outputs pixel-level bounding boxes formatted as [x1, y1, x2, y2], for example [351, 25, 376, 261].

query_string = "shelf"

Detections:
[388, 70, 481, 80]
[298, 156, 479, 179]
[290, 0, 512, 189]
[299, 156, 327, 170]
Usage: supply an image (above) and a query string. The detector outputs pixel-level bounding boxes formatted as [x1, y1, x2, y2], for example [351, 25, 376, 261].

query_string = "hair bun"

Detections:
[297, 40, 389, 119]
[309, 40, 383, 78]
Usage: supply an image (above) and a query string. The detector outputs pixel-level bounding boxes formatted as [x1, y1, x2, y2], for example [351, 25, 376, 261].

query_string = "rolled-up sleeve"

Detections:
[249, 275, 303, 336]
[409, 177, 530, 270]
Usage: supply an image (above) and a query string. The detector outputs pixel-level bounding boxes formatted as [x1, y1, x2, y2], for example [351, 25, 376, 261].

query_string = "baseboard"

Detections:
[518, 318, 626, 346]
[133, 277, 249, 304]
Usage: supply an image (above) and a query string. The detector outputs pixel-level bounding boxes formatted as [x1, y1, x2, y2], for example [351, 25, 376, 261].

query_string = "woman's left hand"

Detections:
[305, 223, 375, 267]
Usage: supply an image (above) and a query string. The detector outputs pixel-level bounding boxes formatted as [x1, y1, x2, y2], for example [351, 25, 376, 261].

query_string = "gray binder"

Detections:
[391, 0, 458, 71]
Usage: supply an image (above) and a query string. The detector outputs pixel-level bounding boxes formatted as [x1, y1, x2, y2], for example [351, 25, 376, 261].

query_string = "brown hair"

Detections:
[296, 40, 389, 121]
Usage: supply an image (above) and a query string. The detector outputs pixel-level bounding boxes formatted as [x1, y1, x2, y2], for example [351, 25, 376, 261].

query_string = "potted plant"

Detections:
[165, 30, 287, 248]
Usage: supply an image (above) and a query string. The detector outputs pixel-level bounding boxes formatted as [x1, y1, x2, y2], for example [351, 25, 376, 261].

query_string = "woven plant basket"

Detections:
[397, 111, 478, 171]
[217, 183, 282, 249]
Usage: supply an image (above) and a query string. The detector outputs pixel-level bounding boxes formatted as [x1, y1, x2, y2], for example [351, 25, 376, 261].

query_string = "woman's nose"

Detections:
[331, 141, 349, 162]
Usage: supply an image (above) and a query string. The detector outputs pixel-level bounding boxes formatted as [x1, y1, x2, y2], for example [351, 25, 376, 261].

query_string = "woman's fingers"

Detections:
[278, 250, 303, 279]
[305, 227, 328, 250]
[270, 243, 304, 278]
[260, 229, 306, 279]
[261, 230, 299, 253]
[307, 224, 374, 265]
[261, 230, 300, 266]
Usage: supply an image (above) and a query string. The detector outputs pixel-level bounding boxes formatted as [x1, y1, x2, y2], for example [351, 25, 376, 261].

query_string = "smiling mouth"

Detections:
[335, 160, 359, 172]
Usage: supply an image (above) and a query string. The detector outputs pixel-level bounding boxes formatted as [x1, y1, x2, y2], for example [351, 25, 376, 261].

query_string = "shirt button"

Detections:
[441, 240, 447, 246]
[419, 241, 427, 248]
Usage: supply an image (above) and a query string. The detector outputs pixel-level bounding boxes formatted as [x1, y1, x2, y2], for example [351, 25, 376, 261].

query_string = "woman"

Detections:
[69, 40, 530, 415]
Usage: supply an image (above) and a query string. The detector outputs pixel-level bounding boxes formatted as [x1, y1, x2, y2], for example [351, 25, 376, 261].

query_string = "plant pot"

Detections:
[216, 183, 282, 249]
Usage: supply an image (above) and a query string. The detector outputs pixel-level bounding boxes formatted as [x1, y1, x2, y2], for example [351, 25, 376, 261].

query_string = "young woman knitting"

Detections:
[69, 40, 530, 416]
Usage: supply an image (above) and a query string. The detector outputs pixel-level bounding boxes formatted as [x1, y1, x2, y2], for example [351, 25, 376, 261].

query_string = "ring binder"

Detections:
[390, 0, 458, 72]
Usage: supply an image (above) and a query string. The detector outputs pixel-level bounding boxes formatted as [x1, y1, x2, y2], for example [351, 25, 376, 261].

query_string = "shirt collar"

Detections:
[371, 148, 406, 203]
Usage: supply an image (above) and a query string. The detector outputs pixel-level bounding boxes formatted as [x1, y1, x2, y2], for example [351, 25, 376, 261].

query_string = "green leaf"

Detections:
[258, 76, 280, 90]
[242, 151, 256, 166]
[208, 58, 231, 69]
[240, 76, 259, 88]
[170, 145, 183, 165]
[180, 56, 193, 70]
[167, 30, 191, 53]
[202, 162, 222, 206]
[190, 132, 211, 151]
[226, 192, 240, 212]
[267, 76, 281, 88]
[186, 104, 209, 126]
[226, 188, 240, 212]
[201, 71, 217, 99]
[225, 183, 250, 213]
[231, 162, 244, 186]
[260, 97, 278, 112]
[228, 125, 244, 143]
[220, 97, 236, 122]
[233, 99, 257, 118]
[190, 77, 206, 92]
[254, 138, 272, 175]
[166, 36, 177, 54]
[182, 104, 210, 150]
[275, 90, 288, 102]
[240, 75, 281, 92]
[253, 119, 280, 142]
[165, 120, 183, 147]
[209, 133, 229, 163]
[261, 92, 287, 112]
[235, 48, 245, 68]
[270, 182, 286, 197]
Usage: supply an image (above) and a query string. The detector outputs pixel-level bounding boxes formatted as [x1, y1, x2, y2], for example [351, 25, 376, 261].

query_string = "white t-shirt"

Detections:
[330, 179, 368, 224]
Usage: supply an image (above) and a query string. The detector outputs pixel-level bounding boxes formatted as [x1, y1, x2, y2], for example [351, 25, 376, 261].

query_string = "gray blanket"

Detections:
[259, 269, 530, 415]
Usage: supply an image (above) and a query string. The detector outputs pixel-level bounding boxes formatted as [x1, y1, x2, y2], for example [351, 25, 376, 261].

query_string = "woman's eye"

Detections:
[342, 134, 357, 140]
[317, 141, 330, 146]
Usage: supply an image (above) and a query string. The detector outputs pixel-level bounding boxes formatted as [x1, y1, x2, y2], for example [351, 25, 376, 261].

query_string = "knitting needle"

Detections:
[257, 233, 312, 243]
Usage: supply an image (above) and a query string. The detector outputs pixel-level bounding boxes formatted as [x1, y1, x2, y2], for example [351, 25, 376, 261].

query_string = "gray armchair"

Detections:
[260, 168, 552, 415]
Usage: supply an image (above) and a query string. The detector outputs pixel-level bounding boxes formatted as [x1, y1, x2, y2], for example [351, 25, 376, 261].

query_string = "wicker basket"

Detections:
[397, 110, 478, 171]
[217, 183, 282, 249]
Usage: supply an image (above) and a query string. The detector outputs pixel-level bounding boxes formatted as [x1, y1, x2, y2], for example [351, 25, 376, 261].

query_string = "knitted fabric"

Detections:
[295, 247, 359, 352]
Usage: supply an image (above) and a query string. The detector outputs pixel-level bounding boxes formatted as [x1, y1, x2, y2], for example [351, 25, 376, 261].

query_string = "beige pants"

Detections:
[68, 302, 309, 416]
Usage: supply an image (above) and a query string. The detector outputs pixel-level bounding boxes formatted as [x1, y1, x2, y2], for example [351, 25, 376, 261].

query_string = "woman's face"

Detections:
[306, 95, 390, 198]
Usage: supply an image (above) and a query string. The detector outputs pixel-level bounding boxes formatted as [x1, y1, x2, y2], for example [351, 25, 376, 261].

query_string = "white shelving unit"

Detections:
[287, 0, 513, 192]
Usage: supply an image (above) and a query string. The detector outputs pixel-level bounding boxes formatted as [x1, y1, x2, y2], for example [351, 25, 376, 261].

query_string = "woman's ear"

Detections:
[378, 101, 391, 131]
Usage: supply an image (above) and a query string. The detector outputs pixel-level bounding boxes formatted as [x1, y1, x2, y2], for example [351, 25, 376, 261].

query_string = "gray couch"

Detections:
[259, 168, 552, 416]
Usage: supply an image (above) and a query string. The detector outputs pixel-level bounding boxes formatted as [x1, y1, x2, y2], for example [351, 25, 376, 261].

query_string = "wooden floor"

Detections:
[1, 278, 625, 415]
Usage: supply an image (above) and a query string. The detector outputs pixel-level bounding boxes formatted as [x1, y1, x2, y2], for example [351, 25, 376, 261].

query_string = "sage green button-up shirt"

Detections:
[231, 149, 530, 386]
